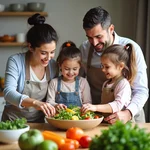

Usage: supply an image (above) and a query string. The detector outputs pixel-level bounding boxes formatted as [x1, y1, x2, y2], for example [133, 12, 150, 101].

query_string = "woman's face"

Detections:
[30, 41, 56, 67]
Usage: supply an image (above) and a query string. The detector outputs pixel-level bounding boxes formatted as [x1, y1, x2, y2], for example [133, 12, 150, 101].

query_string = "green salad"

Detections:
[0, 118, 27, 130]
[52, 106, 100, 120]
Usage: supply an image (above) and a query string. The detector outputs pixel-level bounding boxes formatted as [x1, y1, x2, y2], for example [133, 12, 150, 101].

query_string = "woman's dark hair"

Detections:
[26, 13, 58, 49]
[57, 41, 82, 66]
[83, 6, 112, 30]
[101, 44, 137, 85]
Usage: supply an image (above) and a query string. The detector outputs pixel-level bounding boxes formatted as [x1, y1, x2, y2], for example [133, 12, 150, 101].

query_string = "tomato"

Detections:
[73, 139, 80, 149]
[65, 139, 80, 149]
[66, 127, 84, 141]
[60, 143, 75, 150]
[79, 135, 92, 148]
[94, 115, 99, 119]
[85, 116, 90, 120]
[37, 140, 58, 150]
[18, 129, 44, 150]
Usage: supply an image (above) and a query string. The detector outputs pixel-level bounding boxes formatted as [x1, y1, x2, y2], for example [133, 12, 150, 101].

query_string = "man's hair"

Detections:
[83, 6, 112, 29]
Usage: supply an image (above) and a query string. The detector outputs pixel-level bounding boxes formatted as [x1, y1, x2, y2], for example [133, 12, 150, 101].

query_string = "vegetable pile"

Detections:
[52, 106, 100, 120]
[90, 121, 150, 150]
[0, 118, 27, 130]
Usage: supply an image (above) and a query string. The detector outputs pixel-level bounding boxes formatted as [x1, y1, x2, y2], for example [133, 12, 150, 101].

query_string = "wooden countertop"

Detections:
[0, 123, 150, 150]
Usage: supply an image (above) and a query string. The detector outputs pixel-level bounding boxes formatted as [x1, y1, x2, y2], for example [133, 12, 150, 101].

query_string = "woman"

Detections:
[2, 13, 58, 123]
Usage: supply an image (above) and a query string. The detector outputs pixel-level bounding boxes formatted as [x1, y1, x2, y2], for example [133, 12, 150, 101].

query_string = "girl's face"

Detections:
[101, 56, 124, 81]
[60, 59, 80, 82]
[29, 41, 56, 67]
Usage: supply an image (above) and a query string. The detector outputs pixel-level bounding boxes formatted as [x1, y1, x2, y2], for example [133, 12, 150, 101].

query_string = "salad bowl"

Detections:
[0, 118, 29, 143]
[0, 125, 30, 143]
[45, 116, 104, 130]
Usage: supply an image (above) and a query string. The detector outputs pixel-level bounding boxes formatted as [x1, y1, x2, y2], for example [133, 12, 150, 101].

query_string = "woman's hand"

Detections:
[104, 109, 132, 124]
[33, 100, 56, 117]
[55, 104, 67, 112]
[81, 103, 97, 113]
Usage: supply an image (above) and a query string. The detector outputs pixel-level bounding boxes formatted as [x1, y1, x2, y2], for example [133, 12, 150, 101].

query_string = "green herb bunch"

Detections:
[0, 118, 27, 130]
[90, 121, 150, 150]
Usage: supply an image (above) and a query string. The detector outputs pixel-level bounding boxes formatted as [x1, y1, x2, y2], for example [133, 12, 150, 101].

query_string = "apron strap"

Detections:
[87, 46, 94, 69]
[111, 76, 124, 89]
[57, 76, 62, 92]
[75, 76, 79, 94]
[25, 51, 30, 80]
[107, 76, 124, 92]
[46, 65, 50, 81]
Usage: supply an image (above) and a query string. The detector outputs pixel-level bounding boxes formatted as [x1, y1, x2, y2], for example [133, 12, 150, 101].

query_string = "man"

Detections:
[79, 6, 148, 124]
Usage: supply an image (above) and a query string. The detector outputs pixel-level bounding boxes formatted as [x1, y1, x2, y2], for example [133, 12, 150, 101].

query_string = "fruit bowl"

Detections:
[45, 115, 104, 130]
[0, 125, 30, 143]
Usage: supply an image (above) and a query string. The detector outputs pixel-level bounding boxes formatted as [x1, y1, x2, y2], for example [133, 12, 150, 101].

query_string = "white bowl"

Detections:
[45, 116, 104, 130]
[0, 4, 5, 12]
[0, 125, 30, 143]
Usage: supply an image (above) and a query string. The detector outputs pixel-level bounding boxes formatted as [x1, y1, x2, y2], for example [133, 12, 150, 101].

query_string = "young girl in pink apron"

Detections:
[81, 44, 142, 122]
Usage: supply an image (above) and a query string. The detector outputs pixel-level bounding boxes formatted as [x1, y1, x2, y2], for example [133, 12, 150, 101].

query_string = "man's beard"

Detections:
[93, 41, 111, 53]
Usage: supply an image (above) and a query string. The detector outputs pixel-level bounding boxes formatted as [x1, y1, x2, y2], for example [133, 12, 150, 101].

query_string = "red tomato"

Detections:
[66, 127, 84, 141]
[94, 115, 99, 119]
[79, 135, 92, 148]
[60, 143, 75, 150]
[85, 116, 90, 120]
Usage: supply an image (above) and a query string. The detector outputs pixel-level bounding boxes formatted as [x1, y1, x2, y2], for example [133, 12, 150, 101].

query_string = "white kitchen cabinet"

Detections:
[0, 97, 5, 121]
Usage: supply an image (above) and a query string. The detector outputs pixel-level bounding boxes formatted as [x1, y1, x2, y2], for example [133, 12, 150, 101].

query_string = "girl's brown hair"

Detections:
[101, 44, 137, 85]
[57, 41, 82, 66]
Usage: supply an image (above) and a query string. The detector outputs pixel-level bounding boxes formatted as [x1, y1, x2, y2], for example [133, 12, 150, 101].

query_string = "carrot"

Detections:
[43, 130, 64, 138]
[42, 131, 65, 148]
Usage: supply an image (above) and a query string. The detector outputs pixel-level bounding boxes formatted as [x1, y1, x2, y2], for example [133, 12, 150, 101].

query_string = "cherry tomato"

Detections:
[79, 135, 92, 148]
[94, 115, 99, 119]
[85, 116, 90, 120]
[66, 127, 84, 141]
[60, 143, 75, 150]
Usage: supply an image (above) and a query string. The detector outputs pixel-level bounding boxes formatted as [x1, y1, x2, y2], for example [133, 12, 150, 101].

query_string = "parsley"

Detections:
[90, 121, 150, 150]
[0, 118, 27, 130]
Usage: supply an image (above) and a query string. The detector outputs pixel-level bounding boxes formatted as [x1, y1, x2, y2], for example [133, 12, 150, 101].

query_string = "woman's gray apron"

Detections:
[86, 46, 145, 122]
[55, 76, 82, 107]
[2, 52, 50, 123]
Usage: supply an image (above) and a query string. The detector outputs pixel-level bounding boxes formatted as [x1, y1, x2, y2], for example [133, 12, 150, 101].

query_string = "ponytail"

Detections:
[124, 43, 137, 85]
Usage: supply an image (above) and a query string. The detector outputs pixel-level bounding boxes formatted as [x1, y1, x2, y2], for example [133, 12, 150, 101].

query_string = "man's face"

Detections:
[85, 24, 114, 53]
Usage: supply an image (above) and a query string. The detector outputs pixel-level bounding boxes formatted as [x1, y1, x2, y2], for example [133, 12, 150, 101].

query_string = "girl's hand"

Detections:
[81, 103, 97, 113]
[55, 104, 67, 112]
[33, 100, 56, 117]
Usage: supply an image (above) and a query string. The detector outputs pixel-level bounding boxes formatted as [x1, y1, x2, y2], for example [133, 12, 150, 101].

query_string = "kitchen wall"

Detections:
[0, 0, 137, 77]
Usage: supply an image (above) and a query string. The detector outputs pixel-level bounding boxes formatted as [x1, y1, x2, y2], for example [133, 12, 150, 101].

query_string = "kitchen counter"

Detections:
[0, 123, 150, 150]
